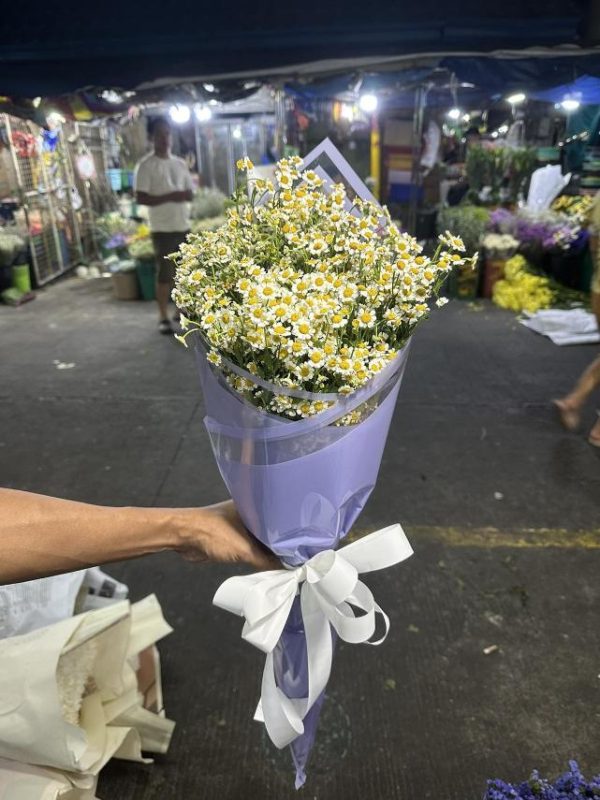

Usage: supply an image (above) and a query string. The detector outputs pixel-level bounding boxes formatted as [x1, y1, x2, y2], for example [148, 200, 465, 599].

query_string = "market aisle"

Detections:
[0, 277, 599, 799]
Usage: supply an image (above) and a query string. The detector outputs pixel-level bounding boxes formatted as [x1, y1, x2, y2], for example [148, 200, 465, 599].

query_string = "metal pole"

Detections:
[206, 127, 216, 188]
[226, 123, 235, 195]
[408, 85, 426, 236]
[370, 111, 381, 201]
[193, 116, 204, 180]
[274, 86, 286, 159]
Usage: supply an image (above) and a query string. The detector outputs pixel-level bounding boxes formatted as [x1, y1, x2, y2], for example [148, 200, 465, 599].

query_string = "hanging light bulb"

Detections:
[447, 107, 461, 120]
[561, 97, 581, 112]
[169, 104, 191, 124]
[359, 94, 378, 113]
[195, 104, 213, 122]
[232, 126, 242, 140]
[506, 92, 526, 105]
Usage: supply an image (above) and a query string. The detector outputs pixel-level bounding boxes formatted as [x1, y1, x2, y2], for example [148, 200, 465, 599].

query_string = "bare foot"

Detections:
[552, 398, 581, 432]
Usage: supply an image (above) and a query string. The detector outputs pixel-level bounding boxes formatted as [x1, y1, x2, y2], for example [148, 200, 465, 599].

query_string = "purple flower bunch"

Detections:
[105, 233, 128, 250]
[487, 208, 584, 253]
[484, 761, 600, 799]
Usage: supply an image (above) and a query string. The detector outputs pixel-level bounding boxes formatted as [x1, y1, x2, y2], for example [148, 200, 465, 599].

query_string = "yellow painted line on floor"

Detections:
[350, 526, 600, 549]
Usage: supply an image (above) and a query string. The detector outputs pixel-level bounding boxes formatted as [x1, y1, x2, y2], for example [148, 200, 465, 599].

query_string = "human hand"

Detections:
[175, 500, 280, 571]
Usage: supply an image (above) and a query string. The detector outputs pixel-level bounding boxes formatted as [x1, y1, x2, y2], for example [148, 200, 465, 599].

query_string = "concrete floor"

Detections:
[1, 276, 599, 799]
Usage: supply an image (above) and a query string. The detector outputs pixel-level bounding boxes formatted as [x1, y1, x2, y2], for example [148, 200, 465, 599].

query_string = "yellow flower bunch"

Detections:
[130, 222, 151, 241]
[551, 194, 594, 226]
[172, 155, 472, 419]
[493, 254, 554, 313]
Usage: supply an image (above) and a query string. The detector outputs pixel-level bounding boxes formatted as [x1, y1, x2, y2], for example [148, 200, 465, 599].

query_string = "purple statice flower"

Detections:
[484, 762, 600, 800]
[489, 208, 517, 234]
[515, 217, 555, 247]
[485, 779, 520, 800]
[105, 233, 127, 249]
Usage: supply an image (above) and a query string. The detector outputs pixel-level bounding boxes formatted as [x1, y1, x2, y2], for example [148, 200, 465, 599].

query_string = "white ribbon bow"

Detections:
[213, 524, 413, 749]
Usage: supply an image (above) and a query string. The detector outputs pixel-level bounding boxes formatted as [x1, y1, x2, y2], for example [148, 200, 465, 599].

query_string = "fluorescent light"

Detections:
[561, 97, 581, 112]
[491, 131, 499, 138]
[169, 104, 191, 124]
[232, 126, 242, 140]
[359, 94, 378, 113]
[462, 113, 471, 122]
[195, 104, 213, 122]
[203, 83, 215, 93]
[506, 92, 526, 105]
[447, 107, 461, 120]
[498, 124, 509, 134]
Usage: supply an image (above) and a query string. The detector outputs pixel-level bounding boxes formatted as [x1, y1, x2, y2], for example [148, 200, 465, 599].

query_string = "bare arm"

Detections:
[136, 190, 192, 207]
[0, 489, 277, 584]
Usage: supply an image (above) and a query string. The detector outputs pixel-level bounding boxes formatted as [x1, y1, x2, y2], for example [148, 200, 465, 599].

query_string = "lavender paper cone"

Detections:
[194, 338, 410, 785]
[196, 340, 409, 564]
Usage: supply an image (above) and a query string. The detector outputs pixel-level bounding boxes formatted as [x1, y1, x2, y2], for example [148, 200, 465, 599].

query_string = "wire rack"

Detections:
[64, 121, 116, 260]
[3, 114, 83, 285]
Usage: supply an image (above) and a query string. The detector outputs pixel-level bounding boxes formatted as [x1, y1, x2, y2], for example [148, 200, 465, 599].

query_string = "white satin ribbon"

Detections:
[213, 524, 413, 748]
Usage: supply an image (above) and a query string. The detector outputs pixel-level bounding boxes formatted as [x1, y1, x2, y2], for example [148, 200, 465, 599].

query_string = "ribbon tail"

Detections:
[340, 523, 413, 574]
[301, 585, 334, 713]
[261, 652, 305, 748]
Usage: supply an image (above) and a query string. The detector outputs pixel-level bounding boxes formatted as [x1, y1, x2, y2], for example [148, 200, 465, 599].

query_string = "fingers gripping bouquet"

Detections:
[172, 140, 473, 787]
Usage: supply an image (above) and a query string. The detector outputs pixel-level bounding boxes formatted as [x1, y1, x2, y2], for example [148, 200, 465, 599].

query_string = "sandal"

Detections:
[552, 398, 580, 432]
[158, 319, 174, 335]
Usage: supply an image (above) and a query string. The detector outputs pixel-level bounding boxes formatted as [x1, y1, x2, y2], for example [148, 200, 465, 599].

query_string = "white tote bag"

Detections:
[0, 596, 174, 775]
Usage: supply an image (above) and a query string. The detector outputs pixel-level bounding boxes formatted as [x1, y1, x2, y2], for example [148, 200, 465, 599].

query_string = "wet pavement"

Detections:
[1, 276, 599, 799]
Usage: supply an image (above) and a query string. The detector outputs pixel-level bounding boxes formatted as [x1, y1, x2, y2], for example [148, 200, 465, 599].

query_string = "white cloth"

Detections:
[526, 165, 571, 211]
[133, 154, 193, 232]
[520, 308, 600, 345]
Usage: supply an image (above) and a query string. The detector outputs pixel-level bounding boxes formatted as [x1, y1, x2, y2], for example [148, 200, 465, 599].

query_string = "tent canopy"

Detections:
[0, 0, 589, 97]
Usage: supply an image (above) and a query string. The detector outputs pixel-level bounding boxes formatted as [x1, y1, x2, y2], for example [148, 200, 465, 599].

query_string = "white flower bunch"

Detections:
[482, 232, 520, 257]
[172, 156, 473, 419]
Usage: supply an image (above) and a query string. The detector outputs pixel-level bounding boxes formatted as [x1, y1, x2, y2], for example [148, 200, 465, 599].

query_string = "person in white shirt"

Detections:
[134, 118, 194, 334]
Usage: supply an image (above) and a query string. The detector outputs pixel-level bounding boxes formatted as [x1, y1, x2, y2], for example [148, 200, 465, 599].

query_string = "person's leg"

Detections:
[152, 232, 180, 332]
[156, 282, 171, 321]
[555, 354, 600, 429]
[589, 413, 600, 446]
[170, 231, 189, 323]
[152, 233, 169, 322]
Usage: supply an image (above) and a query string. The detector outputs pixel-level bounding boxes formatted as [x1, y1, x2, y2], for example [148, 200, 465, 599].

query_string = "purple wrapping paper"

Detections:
[195, 337, 410, 786]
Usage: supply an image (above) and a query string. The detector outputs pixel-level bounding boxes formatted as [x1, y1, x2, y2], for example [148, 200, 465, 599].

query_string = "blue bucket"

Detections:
[106, 169, 122, 192]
